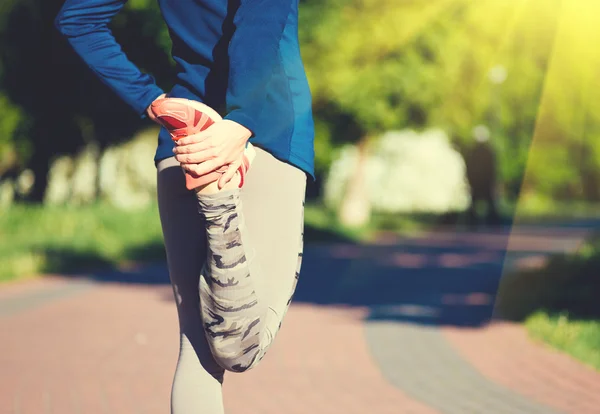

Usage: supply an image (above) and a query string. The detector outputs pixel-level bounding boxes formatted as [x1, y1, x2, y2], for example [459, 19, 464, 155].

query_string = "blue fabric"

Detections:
[55, 0, 315, 178]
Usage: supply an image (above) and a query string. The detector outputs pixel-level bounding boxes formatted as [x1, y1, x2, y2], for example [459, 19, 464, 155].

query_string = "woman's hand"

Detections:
[173, 120, 252, 188]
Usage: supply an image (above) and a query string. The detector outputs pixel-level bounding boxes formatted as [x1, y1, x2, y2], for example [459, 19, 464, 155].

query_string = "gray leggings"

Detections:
[157, 147, 306, 414]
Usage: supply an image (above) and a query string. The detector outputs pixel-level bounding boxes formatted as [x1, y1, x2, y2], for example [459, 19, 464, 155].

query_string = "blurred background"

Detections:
[1, 0, 599, 413]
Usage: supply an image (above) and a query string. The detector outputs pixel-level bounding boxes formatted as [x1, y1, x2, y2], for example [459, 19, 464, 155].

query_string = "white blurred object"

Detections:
[337, 143, 371, 227]
[98, 128, 157, 210]
[0, 179, 15, 209]
[488, 65, 508, 85]
[324, 129, 471, 214]
[44, 156, 74, 205]
[472, 124, 490, 143]
[70, 144, 99, 205]
[15, 169, 35, 197]
[44, 127, 158, 209]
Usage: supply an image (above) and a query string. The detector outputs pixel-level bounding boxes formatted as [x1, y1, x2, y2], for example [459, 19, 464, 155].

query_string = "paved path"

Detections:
[1, 223, 599, 414]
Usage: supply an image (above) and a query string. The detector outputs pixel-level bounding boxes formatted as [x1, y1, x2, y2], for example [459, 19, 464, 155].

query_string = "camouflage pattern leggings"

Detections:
[157, 147, 306, 414]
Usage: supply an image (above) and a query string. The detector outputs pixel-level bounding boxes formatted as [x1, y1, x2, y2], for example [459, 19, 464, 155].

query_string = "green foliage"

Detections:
[496, 232, 600, 322]
[0, 0, 173, 200]
[112, 0, 173, 63]
[0, 201, 436, 282]
[0, 94, 24, 173]
[497, 229, 600, 370]
[301, 0, 600, 203]
[301, 0, 453, 134]
[0, 0, 598, 206]
[526, 311, 600, 371]
[0, 203, 165, 282]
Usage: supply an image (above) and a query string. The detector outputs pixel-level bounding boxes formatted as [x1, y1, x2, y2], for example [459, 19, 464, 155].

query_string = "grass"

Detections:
[0, 203, 165, 283]
[303, 203, 366, 242]
[496, 232, 600, 371]
[0, 202, 354, 283]
[0, 201, 437, 284]
[510, 196, 600, 221]
[303, 202, 439, 242]
[12, 192, 580, 284]
[526, 311, 600, 371]
[3, 199, 599, 370]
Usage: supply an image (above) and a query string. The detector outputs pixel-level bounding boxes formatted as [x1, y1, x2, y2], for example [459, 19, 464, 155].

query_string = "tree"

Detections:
[300, 0, 599, 223]
[301, 0, 460, 225]
[0, 0, 172, 200]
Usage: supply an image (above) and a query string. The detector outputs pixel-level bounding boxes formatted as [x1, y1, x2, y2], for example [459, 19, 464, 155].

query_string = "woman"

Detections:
[55, 0, 314, 412]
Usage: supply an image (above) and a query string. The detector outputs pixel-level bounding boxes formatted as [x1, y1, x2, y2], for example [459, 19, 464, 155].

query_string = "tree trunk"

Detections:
[338, 136, 371, 228]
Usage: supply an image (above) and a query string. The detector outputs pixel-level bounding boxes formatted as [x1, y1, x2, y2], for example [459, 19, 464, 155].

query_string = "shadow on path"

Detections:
[54, 220, 600, 329]
[295, 233, 509, 328]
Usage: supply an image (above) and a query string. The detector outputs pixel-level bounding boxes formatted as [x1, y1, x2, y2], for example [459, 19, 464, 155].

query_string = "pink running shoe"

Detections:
[149, 97, 252, 191]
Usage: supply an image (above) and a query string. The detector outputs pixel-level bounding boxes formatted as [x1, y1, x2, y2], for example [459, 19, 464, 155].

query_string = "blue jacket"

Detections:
[55, 0, 315, 178]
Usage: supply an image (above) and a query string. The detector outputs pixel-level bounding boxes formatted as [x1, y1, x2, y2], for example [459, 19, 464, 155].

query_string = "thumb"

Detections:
[218, 163, 239, 189]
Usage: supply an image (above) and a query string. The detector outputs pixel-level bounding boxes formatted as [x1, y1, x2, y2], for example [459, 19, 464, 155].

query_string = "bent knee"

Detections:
[211, 345, 262, 373]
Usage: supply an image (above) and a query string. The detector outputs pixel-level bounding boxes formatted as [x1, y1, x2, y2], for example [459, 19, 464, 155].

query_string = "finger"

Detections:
[173, 140, 215, 155]
[181, 162, 207, 178]
[176, 128, 215, 146]
[218, 163, 239, 189]
[175, 152, 214, 165]
[181, 159, 223, 177]
[174, 145, 218, 164]
[182, 164, 201, 178]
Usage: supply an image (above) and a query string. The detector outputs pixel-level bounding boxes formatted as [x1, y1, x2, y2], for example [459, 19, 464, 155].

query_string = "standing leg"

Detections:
[485, 189, 500, 226]
[467, 194, 479, 229]
[196, 147, 306, 372]
[157, 157, 226, 414]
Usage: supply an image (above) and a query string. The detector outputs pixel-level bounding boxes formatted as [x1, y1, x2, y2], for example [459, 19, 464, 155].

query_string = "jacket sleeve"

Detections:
[55, 0, 165, 117]
[223, 0, 293, 133]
